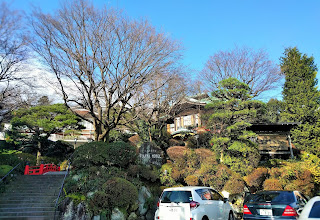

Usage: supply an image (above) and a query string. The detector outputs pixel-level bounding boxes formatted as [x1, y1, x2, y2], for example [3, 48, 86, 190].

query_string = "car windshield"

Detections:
[160, 191, 192, 203]
[245, 191, 295, 203]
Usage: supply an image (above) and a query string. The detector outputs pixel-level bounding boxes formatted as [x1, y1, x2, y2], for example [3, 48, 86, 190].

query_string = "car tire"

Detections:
[202, 216, 209, 220]
[228, 212, 235, 220]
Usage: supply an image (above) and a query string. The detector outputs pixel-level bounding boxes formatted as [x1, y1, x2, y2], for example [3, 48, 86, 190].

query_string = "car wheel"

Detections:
[228, 212, 235, 220]
[202, 216, 209, 220]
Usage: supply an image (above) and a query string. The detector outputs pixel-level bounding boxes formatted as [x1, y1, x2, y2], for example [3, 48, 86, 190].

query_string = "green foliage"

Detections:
[184, 175, 199, 186]
[66, 192, 86, 205]
[88, 191, 112, 216]
[0, 165, 13, 177]
[102, 177, 138, 209]
[11, 104, 82, 137]
[159, 163, 176, 186]
[263, 99, 284, 123]
[301, 152, 320, 184]
[204, 78, 262, 176]
[72, 141, 137, 169]
[280, 47, 320, 156]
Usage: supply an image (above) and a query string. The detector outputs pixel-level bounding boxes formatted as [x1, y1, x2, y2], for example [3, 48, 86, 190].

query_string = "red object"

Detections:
[243, 204, 253, 215]
[24, 164, 60, 175]
[282, 205, 297, 216]
[190, 201, 200, 210]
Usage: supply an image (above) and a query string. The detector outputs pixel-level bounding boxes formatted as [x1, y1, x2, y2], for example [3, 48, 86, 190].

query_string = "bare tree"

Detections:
[0, 2, 29, 122]
[131, 68, 190, 141]
[30, 0, 184, 141]
[199, 46, 282, 97]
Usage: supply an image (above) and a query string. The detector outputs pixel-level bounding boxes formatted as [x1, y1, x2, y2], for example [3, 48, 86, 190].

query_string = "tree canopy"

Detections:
[199, 46, 282, 98]
[280, 47, 320, 156]
[30, 0, 184, 142]
[10, 104, 82, 164]
[203, 78, 263, 175]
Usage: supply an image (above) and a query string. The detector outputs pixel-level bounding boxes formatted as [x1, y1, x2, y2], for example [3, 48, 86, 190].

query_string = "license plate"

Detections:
[169, 207, 178, 212]
[260, 209, 272, 216]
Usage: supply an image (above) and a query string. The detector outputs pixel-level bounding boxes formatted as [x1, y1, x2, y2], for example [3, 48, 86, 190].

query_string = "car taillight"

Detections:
[282, 205, 297, 216]
[157, 201, 159, 207]
[243, 204, 252, 215]
[190, 201, 200, 210]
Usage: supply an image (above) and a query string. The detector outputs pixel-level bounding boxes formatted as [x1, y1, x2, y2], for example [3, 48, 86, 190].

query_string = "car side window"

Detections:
[209, 189, 223, 201]
[309, 201, 320, 218]
[196, 189, 212, 200]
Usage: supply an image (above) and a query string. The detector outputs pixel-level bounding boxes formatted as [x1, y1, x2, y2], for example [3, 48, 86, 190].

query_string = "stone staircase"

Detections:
[0, 173, 66, 219]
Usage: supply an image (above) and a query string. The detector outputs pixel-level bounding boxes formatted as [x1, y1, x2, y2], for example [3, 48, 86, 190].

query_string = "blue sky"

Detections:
[8, 0, 320, 101]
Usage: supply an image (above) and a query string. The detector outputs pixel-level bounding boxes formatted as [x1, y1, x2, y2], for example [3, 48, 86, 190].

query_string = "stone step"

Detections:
[0, 210, 56, 217]
[0, 207, 54, 213]
[0, 174, 66, 220]
[0, 216, 54, 220]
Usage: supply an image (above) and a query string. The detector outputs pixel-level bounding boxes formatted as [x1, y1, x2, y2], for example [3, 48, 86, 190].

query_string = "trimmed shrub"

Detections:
[89, 191, 112, 215]
[102, 177, 138, 210]
[185, 175, 199, 186]
[167, 146, 189, 161]
[106, 142, 137, 168]
[263, 178, 283, 190]
[168, 139, 184, 147]
[244, 167, 268, 190]
[194, 148, 217, 164]
[224, 175, 245, 195]
[72, 141, 137, 169]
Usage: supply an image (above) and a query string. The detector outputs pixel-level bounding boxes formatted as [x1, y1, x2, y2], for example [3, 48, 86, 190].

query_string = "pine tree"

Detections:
[280, 47, 320, 156]
[203, 78, 263, 176]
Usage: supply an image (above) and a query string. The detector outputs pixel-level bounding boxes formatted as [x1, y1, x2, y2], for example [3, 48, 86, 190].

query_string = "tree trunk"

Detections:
[36, 141, 41, 165]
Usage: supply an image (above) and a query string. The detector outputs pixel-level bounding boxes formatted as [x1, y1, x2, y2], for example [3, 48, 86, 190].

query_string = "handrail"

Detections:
[0, 162, 22, 182]
[54, 153, 74, 220]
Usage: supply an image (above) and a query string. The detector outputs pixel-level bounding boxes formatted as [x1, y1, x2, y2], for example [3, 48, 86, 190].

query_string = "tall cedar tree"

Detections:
[280, 47, 320, 156]
[203, 78, 262, 176]
[10, 104, 83, 164]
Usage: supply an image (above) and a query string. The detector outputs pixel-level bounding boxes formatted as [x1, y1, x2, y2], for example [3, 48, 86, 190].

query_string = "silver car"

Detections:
[154, 186, 235, 220]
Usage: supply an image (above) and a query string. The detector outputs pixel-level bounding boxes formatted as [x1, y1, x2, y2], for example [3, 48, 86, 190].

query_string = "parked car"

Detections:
[154, 186, 235, 220]
[298, 196, 320, 220]
[243, 190, 308, 220]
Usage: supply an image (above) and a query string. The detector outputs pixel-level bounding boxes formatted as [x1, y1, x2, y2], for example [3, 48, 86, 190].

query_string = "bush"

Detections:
[102, 177, 138, 210]
[168, 139, 185, 147]
[244, 167, 268, 190]
[185, 175, 199, 186]
[197, 131, 213, 148]
[89, 191, 112, 215]
[224, 175, 245, 195]
[186, 136, 197, 148]
[42, 140, 74, 160]
[263, 178, 283, 190]
[0, 165, 13, 177]
[72, 141, 137, 169]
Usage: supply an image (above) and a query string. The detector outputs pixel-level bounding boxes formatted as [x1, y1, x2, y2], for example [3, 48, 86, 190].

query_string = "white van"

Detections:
[154, 186, 235, 220]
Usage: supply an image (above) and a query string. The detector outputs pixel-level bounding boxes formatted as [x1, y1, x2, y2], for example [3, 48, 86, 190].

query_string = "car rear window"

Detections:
[160, 191, 192, 203]
[245, 191, 295, 203]
[309, 201, 320, 218]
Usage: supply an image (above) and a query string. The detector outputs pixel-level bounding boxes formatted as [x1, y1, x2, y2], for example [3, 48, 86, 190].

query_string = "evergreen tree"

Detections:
[281, 47, 320, 123]
[9, 104, 83, 164]
[280, 47, 320, 156]
[203, 78, 263, 176]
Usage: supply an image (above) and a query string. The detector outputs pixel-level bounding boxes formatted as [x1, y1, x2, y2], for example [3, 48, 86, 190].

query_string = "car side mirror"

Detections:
[223, 198, 229, 203]
[297, 207, 303, 215]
